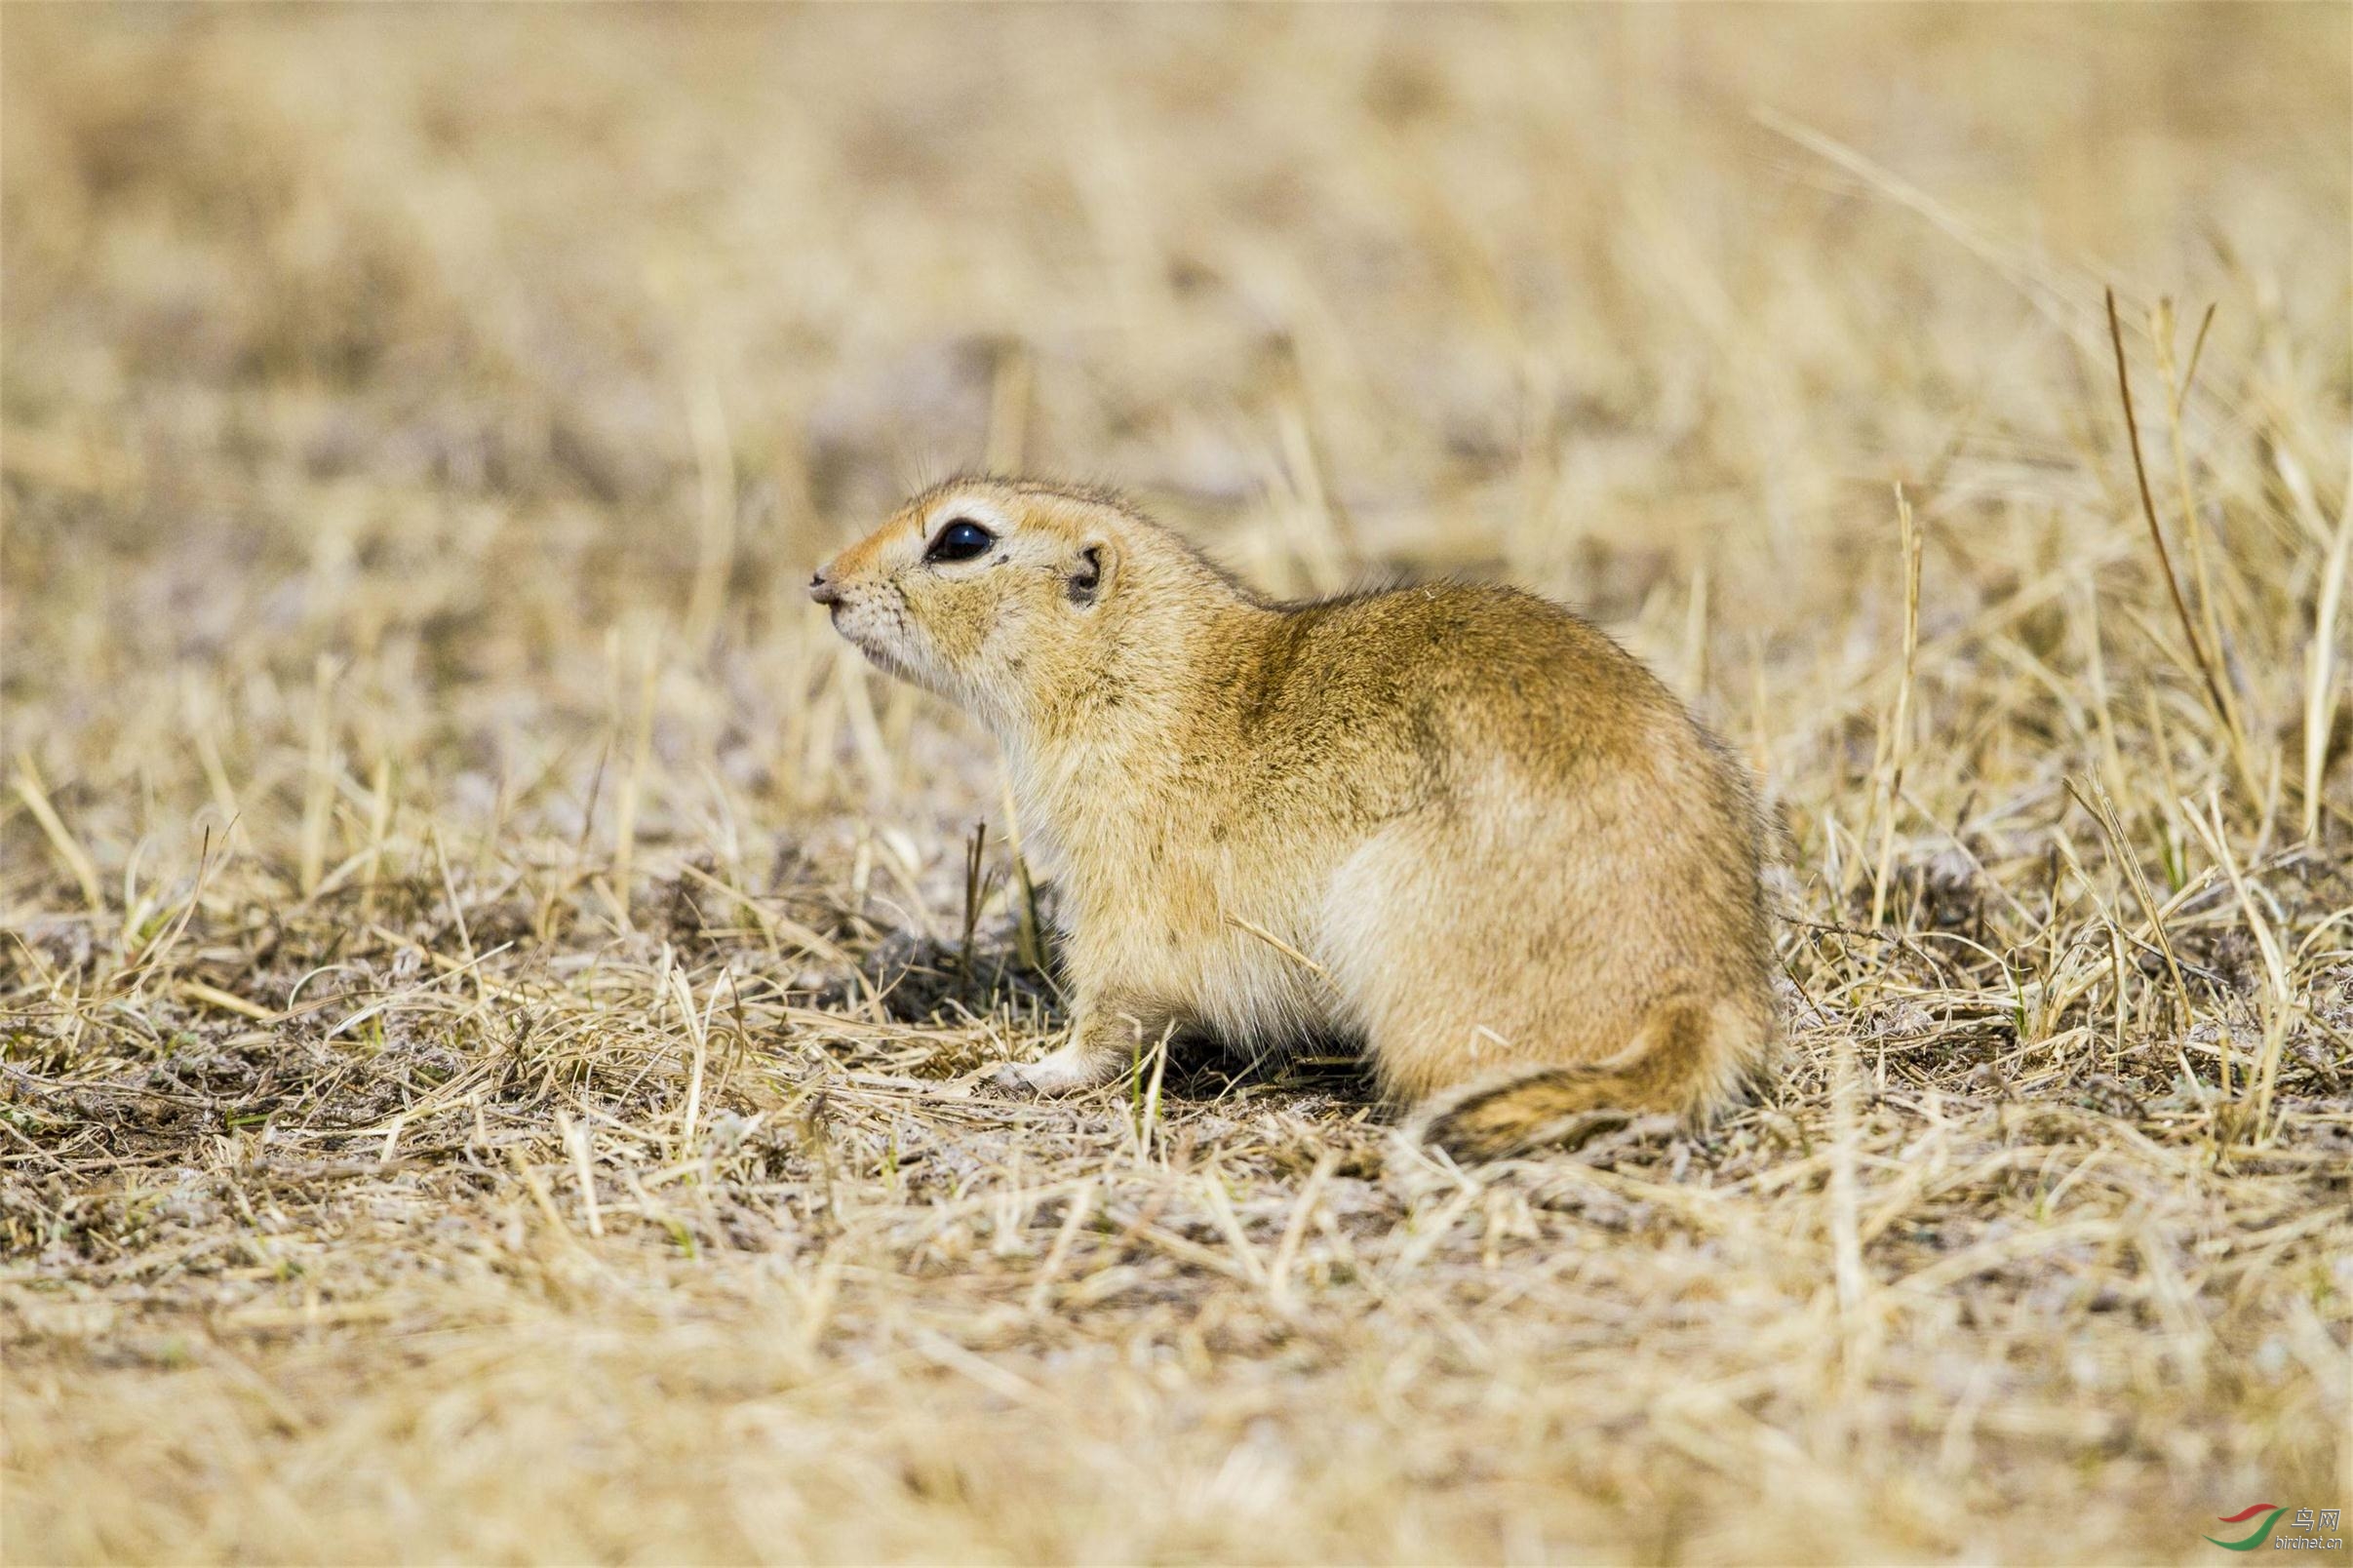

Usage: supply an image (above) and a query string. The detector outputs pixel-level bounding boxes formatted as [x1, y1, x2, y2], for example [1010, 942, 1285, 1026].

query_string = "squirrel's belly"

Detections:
[1189, 934, 1340, 1053]
[1080, 895, 1343, 1053]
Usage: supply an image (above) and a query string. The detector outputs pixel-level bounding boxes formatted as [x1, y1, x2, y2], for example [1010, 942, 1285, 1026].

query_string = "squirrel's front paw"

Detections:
[988, 1044, 1116, 1098]
[987, 1062, 1047, 1098]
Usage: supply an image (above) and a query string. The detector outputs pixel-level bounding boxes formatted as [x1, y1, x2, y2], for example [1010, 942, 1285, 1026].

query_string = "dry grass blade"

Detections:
[2104, 287, 2257, 801]
[1868, 487, 1922, 929]
[2306, 492, 2352, 842]
[10, 760, 101, 915]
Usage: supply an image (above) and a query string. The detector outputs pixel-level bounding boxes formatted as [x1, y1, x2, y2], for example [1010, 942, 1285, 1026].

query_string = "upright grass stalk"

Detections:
[2105, 289, 2261, 805]
[2305, 495, 2351, 842]
[1869, 488, 1922, 929]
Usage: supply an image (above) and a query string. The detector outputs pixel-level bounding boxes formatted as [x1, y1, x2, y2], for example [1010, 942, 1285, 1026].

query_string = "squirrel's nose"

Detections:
[808, 568, 842, 607]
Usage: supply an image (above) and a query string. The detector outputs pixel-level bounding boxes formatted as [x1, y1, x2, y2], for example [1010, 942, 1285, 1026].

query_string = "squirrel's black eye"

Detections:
[925, 520, 995, 564]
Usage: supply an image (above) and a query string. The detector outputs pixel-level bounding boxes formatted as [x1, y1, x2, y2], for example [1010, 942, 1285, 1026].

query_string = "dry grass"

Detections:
[3, 6, 2350, 1563]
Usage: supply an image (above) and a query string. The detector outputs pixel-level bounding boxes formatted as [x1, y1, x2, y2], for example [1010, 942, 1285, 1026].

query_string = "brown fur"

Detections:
[811, 477, 1778, 1158]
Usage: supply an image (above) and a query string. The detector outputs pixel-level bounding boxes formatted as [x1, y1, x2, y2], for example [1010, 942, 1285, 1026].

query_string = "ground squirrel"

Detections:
[810, 477, 1777, 1157]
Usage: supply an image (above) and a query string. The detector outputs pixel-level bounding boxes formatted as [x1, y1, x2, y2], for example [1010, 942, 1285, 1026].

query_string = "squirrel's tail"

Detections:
[1412, 995, 1766, 1161]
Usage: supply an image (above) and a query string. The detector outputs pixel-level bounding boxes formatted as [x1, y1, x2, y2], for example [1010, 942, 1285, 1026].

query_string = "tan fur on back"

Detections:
[812, 477, 1778, 1157]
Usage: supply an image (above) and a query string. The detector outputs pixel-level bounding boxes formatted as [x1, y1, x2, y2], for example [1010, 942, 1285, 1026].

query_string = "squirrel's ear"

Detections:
[1066, 539, 1113, 607]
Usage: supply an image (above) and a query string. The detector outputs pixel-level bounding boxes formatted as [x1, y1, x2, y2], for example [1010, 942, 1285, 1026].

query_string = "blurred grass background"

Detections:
[3, 6, 2349, 1563]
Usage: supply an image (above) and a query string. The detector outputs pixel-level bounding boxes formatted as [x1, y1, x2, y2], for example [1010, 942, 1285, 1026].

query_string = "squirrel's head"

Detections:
[811, 477, 1190, 731]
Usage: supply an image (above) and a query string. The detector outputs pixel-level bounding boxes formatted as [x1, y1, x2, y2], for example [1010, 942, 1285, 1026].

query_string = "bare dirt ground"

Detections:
[3, 7, 2348, 1562]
